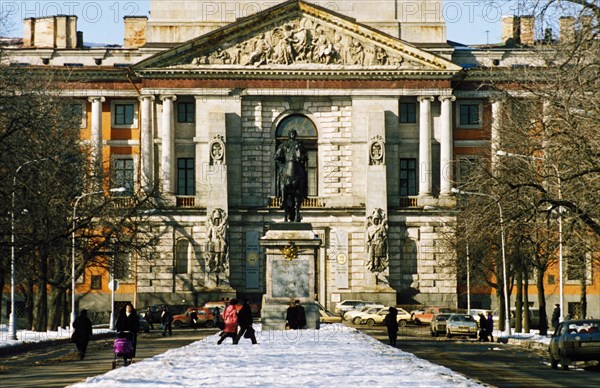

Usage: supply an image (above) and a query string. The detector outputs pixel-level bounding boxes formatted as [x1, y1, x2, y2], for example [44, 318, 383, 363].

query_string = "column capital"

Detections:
[139, 95, 156, 102]
[160, 95, 177, 102]
[417, 96, 435, 103]
[439, 95, 456, 102]
[88, 96, 106, 103]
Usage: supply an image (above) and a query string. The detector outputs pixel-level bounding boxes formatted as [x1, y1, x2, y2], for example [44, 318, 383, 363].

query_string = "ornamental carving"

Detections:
[366, 208, 388, 273]
[369, 135, 385, 166]
[206, 208, 229, 273]
[188, 17, 412, 68]
[209, 135, 225, 165]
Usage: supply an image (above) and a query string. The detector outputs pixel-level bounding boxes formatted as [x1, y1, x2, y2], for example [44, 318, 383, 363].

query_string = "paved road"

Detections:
[359, 324, 600, 388]
[0, 328, 217, 387]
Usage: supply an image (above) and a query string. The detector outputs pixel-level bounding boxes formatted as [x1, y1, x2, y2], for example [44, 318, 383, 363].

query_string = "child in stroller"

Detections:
[112, 331, 135, 368]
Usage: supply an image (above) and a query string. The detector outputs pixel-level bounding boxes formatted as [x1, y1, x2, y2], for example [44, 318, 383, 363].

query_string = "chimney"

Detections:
[67, 16, 78, 48]
[123, 16, 148, 49]
[23, 18, 35, 47]
[520, 15, 535, 46]
[502, 16, 519, 44]
[34, 17, 56, 48]
[560, 16, 575, 43]
[55, 15, 68, 48]
[76, 31, 84, 48]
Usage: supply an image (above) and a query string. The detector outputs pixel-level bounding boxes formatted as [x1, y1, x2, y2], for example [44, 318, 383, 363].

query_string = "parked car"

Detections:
[172, 307, 215, 328]
[430, 313, 452, 337]
[549, 319, 600, 370]
[446, 314, 478, 338]
[334, 300, 364, 315]
[346, 305, 385, 324]
[359, 307, 411, 327]
[138, 313, 150, 333]
[319, 309, 343, 324]
[412, 307, 454, 325]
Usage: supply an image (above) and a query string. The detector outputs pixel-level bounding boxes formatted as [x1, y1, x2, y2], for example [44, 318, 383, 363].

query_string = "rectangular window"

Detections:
[400, 103, 417, 124]
[460, 104, 480, 126]
[177, 102, 195, 123]
[177, 158, 195, 196]
[307, 150, 318, 197]
[399, 158, 417, 196]
[114, 158, 134, 192]
[114, 104, 134, 125]
[91, 275, 102, 290]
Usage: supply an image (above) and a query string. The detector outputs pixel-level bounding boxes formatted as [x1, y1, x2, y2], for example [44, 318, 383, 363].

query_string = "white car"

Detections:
[334, 300, 364, 315]
[359, 307, 412, 327]
[446, 314, 478, 338]
[346, 305, 385, 324]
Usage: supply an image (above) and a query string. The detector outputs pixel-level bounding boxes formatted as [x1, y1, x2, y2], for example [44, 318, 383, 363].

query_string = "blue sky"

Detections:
[0, 1, 516, 45]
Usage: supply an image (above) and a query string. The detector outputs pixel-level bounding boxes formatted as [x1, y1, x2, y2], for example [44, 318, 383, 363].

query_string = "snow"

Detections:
[0, 324, 111, 348]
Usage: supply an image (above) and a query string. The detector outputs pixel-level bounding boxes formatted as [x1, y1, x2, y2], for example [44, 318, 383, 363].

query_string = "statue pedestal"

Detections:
[260, 223, 321, 330]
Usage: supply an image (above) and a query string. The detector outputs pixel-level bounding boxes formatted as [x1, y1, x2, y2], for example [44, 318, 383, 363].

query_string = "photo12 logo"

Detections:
[1, 1, 141, 24]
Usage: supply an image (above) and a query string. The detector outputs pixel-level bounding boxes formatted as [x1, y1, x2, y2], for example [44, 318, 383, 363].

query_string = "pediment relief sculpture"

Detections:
[185, 17, 423, 69]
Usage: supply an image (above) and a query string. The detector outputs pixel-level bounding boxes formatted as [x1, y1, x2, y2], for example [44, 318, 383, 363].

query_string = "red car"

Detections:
[172, 307, 215, 328]
[412, 306, 454, 325]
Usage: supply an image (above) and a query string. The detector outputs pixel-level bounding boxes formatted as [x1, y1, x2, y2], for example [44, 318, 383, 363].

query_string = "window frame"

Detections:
[399, 102, 417, 124]
[456, 100, 483, 129]
[177, 102, 195, 123]
[177, 158, 195, 196]
[68, 100, 87, 128]
[111, 156, 137, 193]
[399, 158, 417, 196]
[111, 100, 139, 128]
[90, 275, 102, 290]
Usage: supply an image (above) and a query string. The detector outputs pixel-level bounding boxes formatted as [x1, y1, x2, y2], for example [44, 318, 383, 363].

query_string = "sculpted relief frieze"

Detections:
[184, 18, 425, 69]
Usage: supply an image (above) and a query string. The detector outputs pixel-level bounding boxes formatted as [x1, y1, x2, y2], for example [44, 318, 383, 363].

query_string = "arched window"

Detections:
[175, 239, 190, 274]
[276, 115, 318, 196]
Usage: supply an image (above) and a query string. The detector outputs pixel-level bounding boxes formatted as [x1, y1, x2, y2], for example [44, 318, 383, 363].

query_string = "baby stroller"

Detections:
[112, 331, 134, 368]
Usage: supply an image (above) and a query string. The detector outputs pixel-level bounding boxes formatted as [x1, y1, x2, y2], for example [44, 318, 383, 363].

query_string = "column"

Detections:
[139, 95, 155, 192]
[418, 96, 434, 196]
[439, 95, 456, 196]
[88, 96, 105, 188]
[491, 98, 504, 172]
[160, 95, 176, 194]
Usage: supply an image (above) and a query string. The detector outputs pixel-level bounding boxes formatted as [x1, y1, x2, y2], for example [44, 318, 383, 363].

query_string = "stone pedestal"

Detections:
[260, 223, 321, 330]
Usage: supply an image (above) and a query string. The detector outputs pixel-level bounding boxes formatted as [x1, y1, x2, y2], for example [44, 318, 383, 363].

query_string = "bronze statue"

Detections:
[275, 129, 308, 222]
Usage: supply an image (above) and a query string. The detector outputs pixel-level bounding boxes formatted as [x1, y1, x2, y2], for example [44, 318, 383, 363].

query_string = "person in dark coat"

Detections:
[486, 311, 494, 342]
[213, 307, 223, 330]
[160, 307, 173, 337]
[384, 307, 399, 346]
[286, 301, 298, 329]
[478, 313, 488, 342]
[551, 304, 561, 332]
[72, 309, 93, 359]
[295, 300, 307, 330]
[190, 309, 198, 331]
[145, 307, 154, 330]
[115, 303, 140, 357]
[234, 299, 257, 344]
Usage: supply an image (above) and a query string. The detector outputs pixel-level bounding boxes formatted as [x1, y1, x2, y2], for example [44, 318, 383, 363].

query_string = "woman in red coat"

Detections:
[217, 299, 238, 344]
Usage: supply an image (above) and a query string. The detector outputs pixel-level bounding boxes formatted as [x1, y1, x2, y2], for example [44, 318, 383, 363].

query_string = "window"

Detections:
[177, 158, 195, 196]
[177, 102, 195, 123]
[91, 275, 102, 290]
[175, 239, 190, 274]
[400, 103, 417, 123]
[113, 158, 134, 192]
[276, 115, 318, 197]
[68, 103, 86, 128]
[399, 158, 417, 196]
[458, 103, 481, 127]
[114, 104, 134, 125]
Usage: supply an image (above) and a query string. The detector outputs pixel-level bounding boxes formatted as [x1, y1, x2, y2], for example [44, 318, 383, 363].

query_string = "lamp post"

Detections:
[452, 187, 511, 336]
[71, 187, 127, 329]
[497, 150, 564, 322]
[10, 158, 50, 341]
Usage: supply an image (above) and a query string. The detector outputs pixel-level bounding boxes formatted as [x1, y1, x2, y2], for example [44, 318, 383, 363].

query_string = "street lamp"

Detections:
[71, 187, 127, 329]
[10, 158, 50, 341]
[497, 150, 564, 322]
[452, 187, 511, 336]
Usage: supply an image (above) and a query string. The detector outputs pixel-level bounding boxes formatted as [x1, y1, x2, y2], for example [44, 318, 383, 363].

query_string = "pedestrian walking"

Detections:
[71, 309, 93, 360]
[145, 307, 154, 330]
[551, 304, 560, 332]
[478, 313, 488, 342]
[213, 307, 223, 330]
[486, 311, 494, 342]
[217, 299, 239, 345]
[190, 309, 198, 331]
[384, 307, 399, 346]
[160, 306, 172, 336]
[286, 300, 306, 330]
[115, 303, 140, 357]
[295, 300, 307, 329]
[234, 299, 257, 344]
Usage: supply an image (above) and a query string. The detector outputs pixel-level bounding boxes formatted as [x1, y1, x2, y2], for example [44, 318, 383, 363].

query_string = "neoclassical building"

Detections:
[4, 0, 594, 316]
